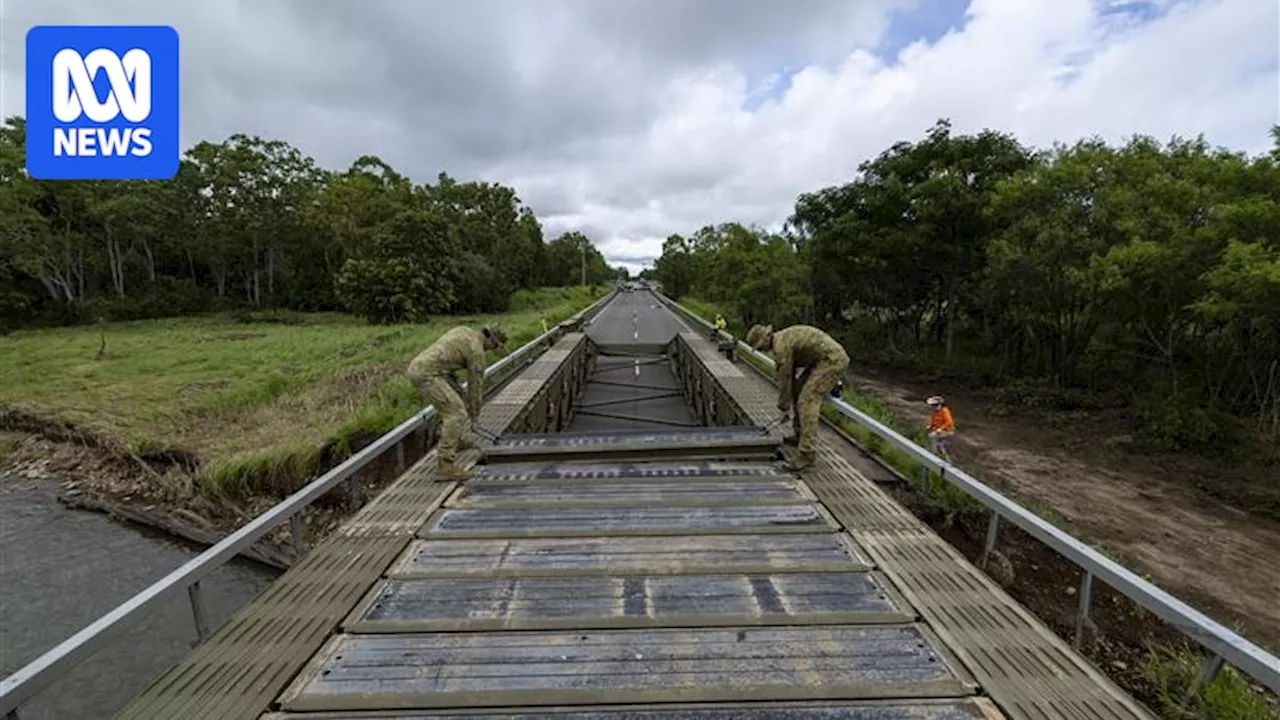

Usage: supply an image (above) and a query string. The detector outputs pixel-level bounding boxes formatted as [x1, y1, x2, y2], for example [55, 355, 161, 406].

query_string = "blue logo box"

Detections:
[26, 25, 180, 180]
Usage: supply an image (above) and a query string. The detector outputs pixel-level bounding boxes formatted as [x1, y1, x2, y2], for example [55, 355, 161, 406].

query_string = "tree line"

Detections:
[654, 119, 1280, 453]
[0, 116, 624, 329]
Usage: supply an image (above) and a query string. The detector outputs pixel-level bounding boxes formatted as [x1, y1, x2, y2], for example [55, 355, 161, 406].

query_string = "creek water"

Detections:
[0, 476, 279, 719]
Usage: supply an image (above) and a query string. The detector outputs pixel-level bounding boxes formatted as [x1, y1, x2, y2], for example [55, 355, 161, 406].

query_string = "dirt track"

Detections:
[849, 369, 1280, 654]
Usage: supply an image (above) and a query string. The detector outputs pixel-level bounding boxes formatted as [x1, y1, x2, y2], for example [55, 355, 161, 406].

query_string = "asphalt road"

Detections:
[569, 290, 698, 433]
[583, 289, 692, 347]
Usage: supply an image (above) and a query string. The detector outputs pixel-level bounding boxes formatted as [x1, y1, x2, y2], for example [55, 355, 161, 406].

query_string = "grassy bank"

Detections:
[674, 295, 1275, 719]
[1, 285, 607, 499]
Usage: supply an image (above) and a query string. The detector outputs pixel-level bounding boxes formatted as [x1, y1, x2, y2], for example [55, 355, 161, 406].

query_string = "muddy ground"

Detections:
[848, 367, 1280, 655]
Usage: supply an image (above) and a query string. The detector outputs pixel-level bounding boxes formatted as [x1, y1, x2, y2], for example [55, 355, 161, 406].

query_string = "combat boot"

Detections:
[435, 459, 472, 480]
[785, 451, 816, 472]
[781, 434, 799, 446]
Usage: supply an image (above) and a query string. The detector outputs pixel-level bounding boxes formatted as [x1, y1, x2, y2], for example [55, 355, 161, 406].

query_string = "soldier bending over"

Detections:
[746, 324, 849, 472]
[407, 326, 506, 479]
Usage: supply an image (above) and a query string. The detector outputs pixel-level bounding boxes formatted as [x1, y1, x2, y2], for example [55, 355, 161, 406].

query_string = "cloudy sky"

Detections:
[2, 0, 1277, 272]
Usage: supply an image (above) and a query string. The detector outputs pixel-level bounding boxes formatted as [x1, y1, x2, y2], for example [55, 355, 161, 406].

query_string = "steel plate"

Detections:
[278, 625, 975, 711]
[419, 505, 836, 538]
[387, 535, 872, 578]
[261, 698, 1004, 719]
[345, 572, 912, 632]
[447, 479, 812, 508]
[490, 427, 770, 448]
[471, 461, 787, 482]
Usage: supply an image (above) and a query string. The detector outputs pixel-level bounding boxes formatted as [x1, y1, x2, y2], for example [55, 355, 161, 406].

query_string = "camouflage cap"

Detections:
[744, 324, 773, 349]
[483, 326, 507, 345]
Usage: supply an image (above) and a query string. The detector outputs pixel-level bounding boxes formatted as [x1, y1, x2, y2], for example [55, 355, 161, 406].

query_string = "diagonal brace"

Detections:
[576, 391, 684, 410]
[572, 409, 700, 428]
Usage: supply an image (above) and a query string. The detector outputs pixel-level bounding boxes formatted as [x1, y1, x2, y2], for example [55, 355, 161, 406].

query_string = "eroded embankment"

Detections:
[0, 407, 415, 570]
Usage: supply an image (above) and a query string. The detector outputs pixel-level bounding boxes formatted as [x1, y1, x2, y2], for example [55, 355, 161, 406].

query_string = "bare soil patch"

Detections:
[849, 366, 1280, 655]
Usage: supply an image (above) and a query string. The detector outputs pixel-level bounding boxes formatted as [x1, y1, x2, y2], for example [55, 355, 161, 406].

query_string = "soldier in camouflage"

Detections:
[745, 323, 849, 472]
[407, 326, 506, 479]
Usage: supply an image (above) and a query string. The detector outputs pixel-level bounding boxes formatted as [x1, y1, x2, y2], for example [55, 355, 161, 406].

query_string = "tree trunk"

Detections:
[142, 241, 157, 282]
[37, 273, 60, 301]
[105, 226, 126, 298]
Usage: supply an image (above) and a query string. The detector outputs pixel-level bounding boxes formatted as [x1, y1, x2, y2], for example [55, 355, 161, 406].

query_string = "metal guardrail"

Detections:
[0, 289, 617, 718]
[657, 292, 1280, 698]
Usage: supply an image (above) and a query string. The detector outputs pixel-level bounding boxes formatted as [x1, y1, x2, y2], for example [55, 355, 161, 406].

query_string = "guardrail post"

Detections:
[1182, 653, 1225, 706]
[979, 513, 1000, 569]
[1074, 571, 1094, 648]
[395, 442, 405, 473]
[290, 515, 306, 554]
[187, 581, 209, 642]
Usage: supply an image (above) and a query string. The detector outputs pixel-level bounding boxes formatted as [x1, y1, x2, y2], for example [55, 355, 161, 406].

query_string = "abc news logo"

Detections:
[26, 25, 179, 180]
[52, 47, 154, 158]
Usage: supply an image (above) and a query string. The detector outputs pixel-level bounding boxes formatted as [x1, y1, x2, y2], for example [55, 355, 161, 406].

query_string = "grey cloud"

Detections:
[4, 0, 900, 246]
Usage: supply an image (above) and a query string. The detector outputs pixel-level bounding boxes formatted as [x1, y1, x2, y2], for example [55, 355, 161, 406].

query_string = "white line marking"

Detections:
[634, 359, 640, 377]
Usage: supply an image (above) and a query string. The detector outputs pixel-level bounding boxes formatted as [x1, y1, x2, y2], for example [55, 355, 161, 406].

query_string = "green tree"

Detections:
[334, 209, 460, 324]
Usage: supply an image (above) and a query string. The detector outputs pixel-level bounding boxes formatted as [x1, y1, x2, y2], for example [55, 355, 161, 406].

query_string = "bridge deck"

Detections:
[115, 290, 1151, 720]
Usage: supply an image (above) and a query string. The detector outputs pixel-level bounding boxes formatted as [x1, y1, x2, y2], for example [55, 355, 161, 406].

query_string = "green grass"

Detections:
[0, 285, 607, 498]
[1141, 645, 1278, 719]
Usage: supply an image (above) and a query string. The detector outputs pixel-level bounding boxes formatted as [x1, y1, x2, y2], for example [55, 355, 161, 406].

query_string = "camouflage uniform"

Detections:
[748, 324, 849, 469]
[406, 327, 487, 477]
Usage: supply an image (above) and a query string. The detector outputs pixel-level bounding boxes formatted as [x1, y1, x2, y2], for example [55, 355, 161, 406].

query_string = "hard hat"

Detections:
[926, 395, 945, 406]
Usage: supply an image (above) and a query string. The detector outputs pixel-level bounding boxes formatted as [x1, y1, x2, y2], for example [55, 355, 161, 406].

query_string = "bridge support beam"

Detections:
[187, 582, 209, 642]
[1075, 571, 1095, 648]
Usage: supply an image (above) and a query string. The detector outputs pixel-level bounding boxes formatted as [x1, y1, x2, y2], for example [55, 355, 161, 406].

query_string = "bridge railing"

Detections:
[0, 289, 618, 719]
[657, 292, 1280, 700]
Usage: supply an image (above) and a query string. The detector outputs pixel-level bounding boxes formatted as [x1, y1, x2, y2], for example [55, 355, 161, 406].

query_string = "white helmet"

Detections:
[926, 395, 945, 407]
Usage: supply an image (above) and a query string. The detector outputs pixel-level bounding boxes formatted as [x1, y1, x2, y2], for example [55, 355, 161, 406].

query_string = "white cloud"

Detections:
[2, 0, 1275, 274]
[525, 0, 1277, 271]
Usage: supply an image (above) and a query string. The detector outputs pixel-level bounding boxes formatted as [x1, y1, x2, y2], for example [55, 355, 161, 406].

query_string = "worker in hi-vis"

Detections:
[925, 395, 955, 461]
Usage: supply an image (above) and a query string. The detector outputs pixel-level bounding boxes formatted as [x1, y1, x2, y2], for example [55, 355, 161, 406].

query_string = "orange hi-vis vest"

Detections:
[928, 406, 955, 433]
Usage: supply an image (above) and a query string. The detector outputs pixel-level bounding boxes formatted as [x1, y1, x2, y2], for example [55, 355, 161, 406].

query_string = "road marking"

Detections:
[634, 359, 640, 377]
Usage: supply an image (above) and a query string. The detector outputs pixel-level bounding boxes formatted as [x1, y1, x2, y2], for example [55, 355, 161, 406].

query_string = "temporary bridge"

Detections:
[3, 287, 1277, 720]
